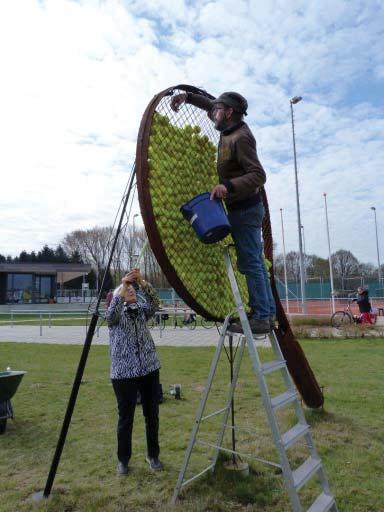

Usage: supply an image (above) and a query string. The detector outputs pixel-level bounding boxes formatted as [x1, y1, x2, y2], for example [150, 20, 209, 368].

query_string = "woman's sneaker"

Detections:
[117, 461, 128, 476]
[145, 456, 163, 472]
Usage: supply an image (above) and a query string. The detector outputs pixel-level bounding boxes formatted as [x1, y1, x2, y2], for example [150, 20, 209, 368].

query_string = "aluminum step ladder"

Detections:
[171, 248, 338, 512]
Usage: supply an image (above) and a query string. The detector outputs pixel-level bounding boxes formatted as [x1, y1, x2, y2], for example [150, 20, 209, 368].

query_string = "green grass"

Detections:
[0, 340, 383, 511]
[289, 315, 331, 326]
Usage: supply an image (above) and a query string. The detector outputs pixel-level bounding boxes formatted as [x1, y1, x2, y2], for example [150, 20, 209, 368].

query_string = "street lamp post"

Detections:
[301, 224, 307, 282]
[280, 208, 289, 313]
[370, 207, 381, 288]
[324, 193, 335, 313]
[290, 95, 307, 313]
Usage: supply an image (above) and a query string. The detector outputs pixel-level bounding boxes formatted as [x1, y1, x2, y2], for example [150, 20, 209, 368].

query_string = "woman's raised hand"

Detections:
[122, 269, 145, 287]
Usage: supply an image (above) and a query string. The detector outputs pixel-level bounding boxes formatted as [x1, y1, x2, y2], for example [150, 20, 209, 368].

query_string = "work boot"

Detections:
[249, 318, 271, 334]
[145, 456, 163, 472]
[227, 319, 270, 335]
[228, 310, 253, 325]
[117, 461, 128, 476]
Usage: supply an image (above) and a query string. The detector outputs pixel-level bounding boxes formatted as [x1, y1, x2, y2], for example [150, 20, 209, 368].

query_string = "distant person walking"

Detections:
[106, 269, 163, 475]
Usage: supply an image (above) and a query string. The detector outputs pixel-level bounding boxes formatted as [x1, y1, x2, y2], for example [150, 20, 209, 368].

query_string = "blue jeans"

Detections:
[228, 203, 276, 321]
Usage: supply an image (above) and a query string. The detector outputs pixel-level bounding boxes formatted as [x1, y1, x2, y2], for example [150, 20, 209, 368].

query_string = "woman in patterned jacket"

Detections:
[106, 268, 163, 475]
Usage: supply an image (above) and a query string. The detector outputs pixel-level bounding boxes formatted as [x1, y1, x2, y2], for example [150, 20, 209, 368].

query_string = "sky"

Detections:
[1, 0, 383, 266]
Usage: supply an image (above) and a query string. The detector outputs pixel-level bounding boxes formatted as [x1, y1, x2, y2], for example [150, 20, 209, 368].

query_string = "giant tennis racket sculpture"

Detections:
[136, 84, 323, 408]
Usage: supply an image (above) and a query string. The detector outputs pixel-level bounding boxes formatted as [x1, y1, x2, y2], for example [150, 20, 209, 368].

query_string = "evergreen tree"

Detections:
[54, 245, 69, 263]
[37, 245, 56, 263]
[69, 250, 83, 263]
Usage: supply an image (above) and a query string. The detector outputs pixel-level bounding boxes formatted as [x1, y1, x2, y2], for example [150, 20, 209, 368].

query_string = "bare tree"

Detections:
[62, 226, 115, 289]
[134, 227, 169, 287]
[273, 253, 285, 280]
[62, 224, 170, 289]
[331, 249, 359, 292]
[359, 262, 376, 279]
[285, 251, 301, 281]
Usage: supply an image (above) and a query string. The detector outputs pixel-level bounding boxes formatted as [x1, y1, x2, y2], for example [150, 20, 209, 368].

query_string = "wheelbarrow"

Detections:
[0, 370, 26, 434]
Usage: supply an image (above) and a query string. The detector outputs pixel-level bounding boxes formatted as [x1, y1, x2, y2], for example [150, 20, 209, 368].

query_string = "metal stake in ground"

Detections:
[32, 165, 137, 502]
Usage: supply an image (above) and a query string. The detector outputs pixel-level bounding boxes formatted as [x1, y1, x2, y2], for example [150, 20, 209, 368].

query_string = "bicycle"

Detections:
[148, 312, 168, 330]
[200, 317, 216, 329]
[173, 312, 197, 330]
[331, 300, 377, 328]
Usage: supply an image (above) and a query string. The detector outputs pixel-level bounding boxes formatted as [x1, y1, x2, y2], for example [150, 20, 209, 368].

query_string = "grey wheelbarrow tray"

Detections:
[0, 371, 26, 434]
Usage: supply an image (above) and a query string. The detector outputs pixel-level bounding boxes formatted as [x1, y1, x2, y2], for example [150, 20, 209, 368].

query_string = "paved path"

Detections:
[0, 325, 271, 347]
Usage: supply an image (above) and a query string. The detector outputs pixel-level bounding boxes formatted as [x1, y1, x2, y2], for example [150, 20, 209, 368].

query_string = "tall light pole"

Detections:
[370, 207, 381, 287]
[324, 193, 335, 313]
[301, 224, 307, 282]
[280, 208, 289, 313]
[301, 225, 306, 257]
[290, 95, 307, 313]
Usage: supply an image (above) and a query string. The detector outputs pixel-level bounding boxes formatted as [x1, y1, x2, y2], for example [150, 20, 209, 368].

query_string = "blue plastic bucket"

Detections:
[180, 192, 231, 244]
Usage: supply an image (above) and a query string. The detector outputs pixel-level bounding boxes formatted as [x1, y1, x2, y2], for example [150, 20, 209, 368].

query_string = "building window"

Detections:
[36, 275, 53, 302]
[7, 274, 33, 303]
[6, 273, 53, 304]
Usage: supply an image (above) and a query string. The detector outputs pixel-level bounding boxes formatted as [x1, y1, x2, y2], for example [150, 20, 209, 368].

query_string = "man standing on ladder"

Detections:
[171, 90, 275, 334]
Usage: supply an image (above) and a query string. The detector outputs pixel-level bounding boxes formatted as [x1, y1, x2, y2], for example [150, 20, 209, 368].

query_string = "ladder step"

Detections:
[281, 423, 309, 449]
[261, 360, 286, 375]
[271, 389, 298, 411]
[201, 406, 229, 421]
[307, 492, 335, 512]
[292, 456, 322, 490]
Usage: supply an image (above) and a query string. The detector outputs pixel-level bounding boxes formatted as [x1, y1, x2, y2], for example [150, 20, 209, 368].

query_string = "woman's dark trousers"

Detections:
[112, 370, 160, 465]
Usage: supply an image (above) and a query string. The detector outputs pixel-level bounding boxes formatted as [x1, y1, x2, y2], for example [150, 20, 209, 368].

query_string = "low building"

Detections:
[0, 263, 92, 305]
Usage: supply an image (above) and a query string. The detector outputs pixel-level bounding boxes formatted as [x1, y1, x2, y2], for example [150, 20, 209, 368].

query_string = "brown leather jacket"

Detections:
[186, 92, 266, 210]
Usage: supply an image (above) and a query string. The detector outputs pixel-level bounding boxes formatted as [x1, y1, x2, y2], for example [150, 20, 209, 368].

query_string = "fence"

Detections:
[274, 278, 384, 299]
[28, 281, 384, 315]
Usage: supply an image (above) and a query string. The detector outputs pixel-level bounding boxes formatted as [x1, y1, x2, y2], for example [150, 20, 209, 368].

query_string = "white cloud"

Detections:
[0, 0, 383, 268]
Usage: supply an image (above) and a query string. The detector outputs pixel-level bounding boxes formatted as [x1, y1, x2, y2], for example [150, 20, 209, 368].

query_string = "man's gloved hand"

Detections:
[170, 93, 187, 112]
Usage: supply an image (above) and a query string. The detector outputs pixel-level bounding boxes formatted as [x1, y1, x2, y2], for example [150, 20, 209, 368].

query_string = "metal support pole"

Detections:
[290, 98, 307, 314]
[229, 335, 236, 464]
[371, 207, 381, 292]
[280, 209, 289, 313]
[33, 165, 137, 501]
[38, 312, 99, 500]
[301, 225, 307, 283]
[323, 194, 335, 314]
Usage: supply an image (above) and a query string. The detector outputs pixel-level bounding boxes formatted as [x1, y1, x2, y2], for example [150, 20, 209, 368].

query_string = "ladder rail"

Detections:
[180, 463, 215, 488]
[211, 336, 246, 469]
[269, 329, 334, 497]
[172, 247, 338, 512]
[197, 440, 282, 469]
[223, 249, 304, 512]
[171, 315, 232, 505]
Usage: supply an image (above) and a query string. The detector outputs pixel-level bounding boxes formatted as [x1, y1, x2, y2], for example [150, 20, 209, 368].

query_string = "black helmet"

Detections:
[213, 91, 248, 115]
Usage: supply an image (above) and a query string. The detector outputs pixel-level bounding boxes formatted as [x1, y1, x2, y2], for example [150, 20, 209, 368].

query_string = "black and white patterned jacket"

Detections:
[106, 283, 160, 380]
